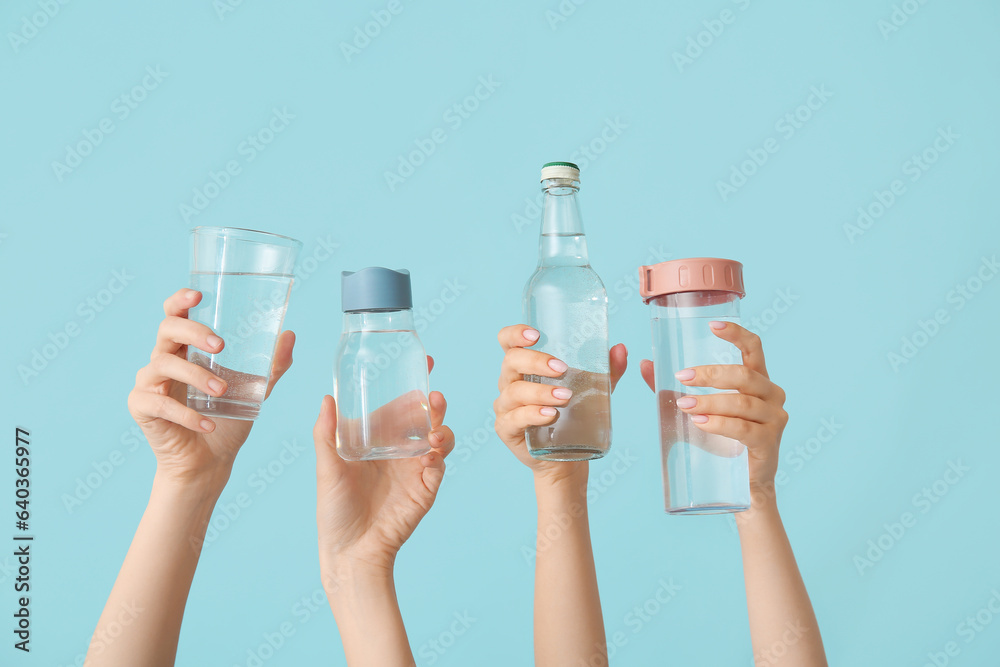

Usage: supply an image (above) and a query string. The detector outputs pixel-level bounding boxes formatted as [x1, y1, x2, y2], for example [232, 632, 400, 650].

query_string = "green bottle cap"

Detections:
[540, 161, 580, 182]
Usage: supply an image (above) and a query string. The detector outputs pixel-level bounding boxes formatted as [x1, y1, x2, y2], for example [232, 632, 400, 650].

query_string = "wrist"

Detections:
[151, 470, 227, 508]
[748, 478, 780, 510]
[152, 465, 231, 502]
[533, 463, 589, 503]
[146, 472, 226, 557]
[534, 474, 590, 533]
[321, 553, 395, 594]
[736, 484, 781, 530]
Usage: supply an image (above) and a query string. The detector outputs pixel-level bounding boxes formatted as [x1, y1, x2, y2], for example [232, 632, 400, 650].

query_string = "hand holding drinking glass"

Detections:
[127, 288, 295, 491]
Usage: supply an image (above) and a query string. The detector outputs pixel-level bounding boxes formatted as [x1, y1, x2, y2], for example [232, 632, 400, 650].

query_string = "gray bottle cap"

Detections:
[341, 267, 413, 312]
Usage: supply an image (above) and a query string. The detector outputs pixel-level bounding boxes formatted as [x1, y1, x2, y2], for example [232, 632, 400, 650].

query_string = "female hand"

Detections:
[492, 324, 628, 486]
[313, 357, 455, 579]
[640, 321, 788, 491]
[127, 288, 295, 492]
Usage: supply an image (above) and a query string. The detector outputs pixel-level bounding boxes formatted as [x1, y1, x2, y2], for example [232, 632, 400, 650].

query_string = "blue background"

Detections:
[2, 0, 999, 664]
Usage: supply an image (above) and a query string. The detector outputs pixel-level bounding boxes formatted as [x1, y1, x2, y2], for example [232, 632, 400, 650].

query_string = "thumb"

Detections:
[609, 343, 628, 392]
[264, 330, 296, 399]
[640, 359, 655, 392]
[418, 424, 455, 499]
[419, 448, 447, 500]
[313, 394, 346, 486]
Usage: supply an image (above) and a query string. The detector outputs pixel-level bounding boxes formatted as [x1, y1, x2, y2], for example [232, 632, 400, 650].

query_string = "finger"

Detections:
[421, 402, 452, 496]
[428, 425, 455, 458]
[429, 391, 447, 429]
[498, 324, 541, 352]
[128, 390, 215, 433]
[163, 288, 202, 318]
[136, 354, 228, 397]
[675, 392, 777, 424]
[494, 405, 558, 445]
[675, 364, 779, 400]
[154, 316, 224, 357]
[609, 343, 628, 392]
[499, 348, 567, 390]
[708, 321, 768, 378]
[313, 395, 346, 484]
[264, 330, 296, 399]
[690, 414, 769, 447]
[640, 359, 655, 392]
[427, 355, 435, 374]
[494, 380, 573, 414]
[419, 447, 448, 497]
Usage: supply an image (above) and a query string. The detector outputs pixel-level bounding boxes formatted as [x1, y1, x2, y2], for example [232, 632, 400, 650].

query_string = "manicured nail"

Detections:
[207, 335, 224, 349]
[676, 396, 697, 409]
[709, 321, 727, 330]
[523, 328, 540, 342]
[429, 430, 443, 444]
[548, 358, 568, 373]
[200, 419, 215, 432]
[540, 407, 557, 416]
[675, 369, 695, 381]
[691, 414, 709, 424]
[552, 387, 573, 400]
[207, 378, 225, 394]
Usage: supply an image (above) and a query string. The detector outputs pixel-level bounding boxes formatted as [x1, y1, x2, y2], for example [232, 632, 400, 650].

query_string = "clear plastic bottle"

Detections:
[522, 162, 612, 461]
[334, 267, 432, 461]
[639, 258, 751, 514]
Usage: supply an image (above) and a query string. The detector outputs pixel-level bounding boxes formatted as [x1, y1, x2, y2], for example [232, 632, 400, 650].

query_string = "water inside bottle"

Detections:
[525, 367, 611, 461]
[658, 389, 749, 514]
[334, 328, 432, 461]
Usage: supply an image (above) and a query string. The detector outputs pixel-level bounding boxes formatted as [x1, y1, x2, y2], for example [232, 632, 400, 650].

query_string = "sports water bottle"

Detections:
[522, 162, 612, 461]
[334, 267, 432, 461]
[639, 257, 751, 514]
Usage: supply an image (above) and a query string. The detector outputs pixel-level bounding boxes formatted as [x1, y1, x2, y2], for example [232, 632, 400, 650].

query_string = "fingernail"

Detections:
[540, 407, 557, 416]
[691, 414, 709, 424]
[207, 335, 224, 349]
[523, 328, 540, 341]
[675, 369, 695, 381]
[552, 387, 573, 400]
[200, 419, 215, 432]
[709, 321, 727, 330]
[185, 289, 198, 299]
[208, 378, 225, 394]
[430, 430, 443, 444]
[676, 396, 697, 409]
[548, 358, 568, 373]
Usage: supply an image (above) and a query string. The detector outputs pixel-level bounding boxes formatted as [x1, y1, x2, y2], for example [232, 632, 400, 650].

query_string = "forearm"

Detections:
[534, 475, 607, 667]
[85, 473, 223, 667]
[324, 560, 414, 667]
[737, 493, 826, 667]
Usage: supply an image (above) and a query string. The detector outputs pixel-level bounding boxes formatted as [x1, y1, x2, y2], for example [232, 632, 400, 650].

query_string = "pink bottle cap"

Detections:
[639, 257, 745, 302]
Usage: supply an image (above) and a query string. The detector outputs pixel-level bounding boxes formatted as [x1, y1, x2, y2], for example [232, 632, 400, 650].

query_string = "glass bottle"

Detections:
[522, 162, 612, 461]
